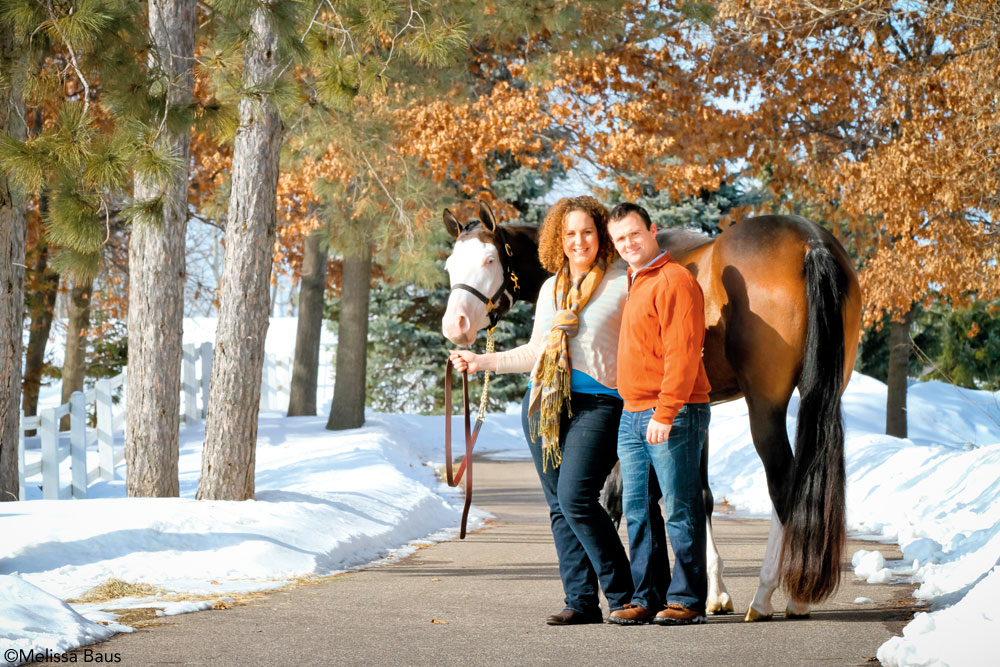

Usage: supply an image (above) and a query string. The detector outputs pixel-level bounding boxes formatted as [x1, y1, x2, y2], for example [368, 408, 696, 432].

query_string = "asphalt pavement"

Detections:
[74, 461, 919, 667]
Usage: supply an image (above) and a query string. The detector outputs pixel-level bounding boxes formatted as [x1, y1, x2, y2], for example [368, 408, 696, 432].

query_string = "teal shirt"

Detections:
[570, 370, 622, 398]
[529, 370, 622, 399]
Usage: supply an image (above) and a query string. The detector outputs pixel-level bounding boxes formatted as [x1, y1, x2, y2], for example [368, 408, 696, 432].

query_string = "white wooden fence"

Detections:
[17, 342, 303, 501]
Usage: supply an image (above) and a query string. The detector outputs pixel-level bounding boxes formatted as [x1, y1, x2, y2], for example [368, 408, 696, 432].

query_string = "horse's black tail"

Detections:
[780, 241, 848, 603]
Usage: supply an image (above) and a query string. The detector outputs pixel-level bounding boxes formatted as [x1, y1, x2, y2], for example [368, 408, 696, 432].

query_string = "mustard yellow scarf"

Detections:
[528, 261, 606, 471]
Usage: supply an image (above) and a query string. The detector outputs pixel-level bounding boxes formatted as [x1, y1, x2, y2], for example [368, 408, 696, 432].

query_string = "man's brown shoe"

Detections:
[607, 603, 656, 625]
[546, 608, 603, 625]
[653, 603, 706, 625]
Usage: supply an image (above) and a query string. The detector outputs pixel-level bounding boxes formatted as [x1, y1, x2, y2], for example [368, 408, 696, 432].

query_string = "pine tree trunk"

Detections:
[22, 240, 58, 422]
[197, 5, 282, 501]
[60, 280, 92, 430]
[327, 244, 371, 431]
[125, 0, 196, 498]
[0, 33, 27, 501]
[886, 307, 914, 438]
[287, 232, 328, 416]
[22, 113, 56, 429]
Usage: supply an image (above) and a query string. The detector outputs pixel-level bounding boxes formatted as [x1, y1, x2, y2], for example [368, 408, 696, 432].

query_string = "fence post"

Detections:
[200, 342, 212, 418]
[95, 378, 115, 482]
[69, 391, 88, 499]
[17, 413, 26, 501]
[39, 407, 59, 500]
[182, 344, 197, 424]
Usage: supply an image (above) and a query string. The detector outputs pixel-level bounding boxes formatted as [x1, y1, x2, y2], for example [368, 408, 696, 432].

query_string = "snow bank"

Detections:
[0, 575, 115, 666]
[706, 373, 1000, 666]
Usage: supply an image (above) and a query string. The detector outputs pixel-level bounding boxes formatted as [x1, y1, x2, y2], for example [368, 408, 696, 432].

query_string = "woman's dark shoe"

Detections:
[546, 608, 604, 625]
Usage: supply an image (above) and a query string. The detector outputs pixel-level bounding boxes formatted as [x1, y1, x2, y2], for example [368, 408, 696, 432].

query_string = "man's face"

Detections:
[607, 212, 659, 270]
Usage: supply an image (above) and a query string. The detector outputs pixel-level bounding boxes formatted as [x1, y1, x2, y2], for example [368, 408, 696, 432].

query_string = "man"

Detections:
[605, 203, 712, 626]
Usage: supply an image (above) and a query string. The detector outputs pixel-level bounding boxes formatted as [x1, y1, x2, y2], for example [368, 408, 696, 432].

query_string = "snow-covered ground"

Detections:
[4, 319, 998, 666]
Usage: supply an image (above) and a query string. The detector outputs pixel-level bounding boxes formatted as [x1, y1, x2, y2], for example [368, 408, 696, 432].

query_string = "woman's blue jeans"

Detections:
[521, 391, 634, 614]
[618, 403, 710, 612]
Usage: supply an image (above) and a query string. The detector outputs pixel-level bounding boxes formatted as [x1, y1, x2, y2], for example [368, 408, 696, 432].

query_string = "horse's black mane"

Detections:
[456, 220, 538, 239]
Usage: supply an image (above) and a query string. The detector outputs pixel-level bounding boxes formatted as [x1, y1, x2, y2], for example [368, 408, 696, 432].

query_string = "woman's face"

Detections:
[562, 209, 599, 276]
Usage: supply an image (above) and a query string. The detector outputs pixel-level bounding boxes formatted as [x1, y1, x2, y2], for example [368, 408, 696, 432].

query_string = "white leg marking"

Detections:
[745, 508, 782, 622]
[785, 597, 811, 619]
[705, 517, 734, 614]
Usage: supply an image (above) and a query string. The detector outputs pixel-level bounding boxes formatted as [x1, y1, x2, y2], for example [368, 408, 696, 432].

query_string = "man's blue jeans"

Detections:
[521, 391, 634, 615]
[618, 403, 710, 612]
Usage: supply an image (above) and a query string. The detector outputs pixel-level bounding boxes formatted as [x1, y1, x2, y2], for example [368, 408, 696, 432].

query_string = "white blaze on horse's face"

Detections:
[442, 237, 503, 347]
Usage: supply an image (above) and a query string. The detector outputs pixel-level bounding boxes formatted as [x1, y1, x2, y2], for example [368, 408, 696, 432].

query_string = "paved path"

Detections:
[88, 461, 917, 667]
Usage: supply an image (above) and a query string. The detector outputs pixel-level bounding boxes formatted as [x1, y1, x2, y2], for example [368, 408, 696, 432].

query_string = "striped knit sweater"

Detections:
[494, 267, 627, 389]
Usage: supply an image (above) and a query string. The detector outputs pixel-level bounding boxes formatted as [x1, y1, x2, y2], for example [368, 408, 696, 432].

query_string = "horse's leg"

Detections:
[702, 431, 733, 614]
[746, 508, 782, 621]
[744, 506, 813, 622]
[599, 461, 622, 530]
[743, 401, 797, 622]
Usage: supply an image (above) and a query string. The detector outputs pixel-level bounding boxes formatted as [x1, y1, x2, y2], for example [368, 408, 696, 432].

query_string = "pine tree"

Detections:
[125, 0, 197, 498]
[20, 110, 58, 425]
[197, 0, 298, 500]
[286, 227, 327, 416]
[0, 23, 27, 500]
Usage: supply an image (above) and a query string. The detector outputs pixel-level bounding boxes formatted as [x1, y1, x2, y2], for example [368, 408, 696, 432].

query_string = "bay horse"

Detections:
[441, 201, 862, 622]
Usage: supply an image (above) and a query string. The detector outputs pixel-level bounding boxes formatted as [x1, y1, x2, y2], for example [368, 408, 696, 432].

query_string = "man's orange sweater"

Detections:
[617, 252, 711, 425]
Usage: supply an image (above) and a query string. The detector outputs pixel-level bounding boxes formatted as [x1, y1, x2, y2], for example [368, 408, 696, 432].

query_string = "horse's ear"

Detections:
[478, 200, 497, 232]
[443, 208, 461, 238]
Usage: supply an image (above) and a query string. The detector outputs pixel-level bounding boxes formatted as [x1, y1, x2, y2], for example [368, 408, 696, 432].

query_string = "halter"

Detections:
[449, 227, 522, 328]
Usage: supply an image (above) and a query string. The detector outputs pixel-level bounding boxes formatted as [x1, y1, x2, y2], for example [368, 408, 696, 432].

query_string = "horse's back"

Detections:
[671, 215, 860, 404]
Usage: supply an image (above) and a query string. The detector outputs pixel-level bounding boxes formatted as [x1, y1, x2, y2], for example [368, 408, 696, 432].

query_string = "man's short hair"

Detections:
[609, 202, 653, 230]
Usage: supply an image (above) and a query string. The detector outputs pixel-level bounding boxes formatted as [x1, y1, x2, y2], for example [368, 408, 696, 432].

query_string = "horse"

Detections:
[441, 201, 862, 622]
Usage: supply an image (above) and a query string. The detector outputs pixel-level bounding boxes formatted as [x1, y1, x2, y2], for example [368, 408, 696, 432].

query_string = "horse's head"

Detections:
[442, 201, 513, 347]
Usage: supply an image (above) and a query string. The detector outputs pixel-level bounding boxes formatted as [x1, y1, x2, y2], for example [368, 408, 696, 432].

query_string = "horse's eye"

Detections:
[487, 257, 494, 264]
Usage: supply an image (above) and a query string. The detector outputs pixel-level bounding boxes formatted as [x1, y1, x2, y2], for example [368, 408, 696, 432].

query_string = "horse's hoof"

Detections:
[785, 601, 811, 619]
[707, 593, 734, 614]
[744, 606, 772, 622]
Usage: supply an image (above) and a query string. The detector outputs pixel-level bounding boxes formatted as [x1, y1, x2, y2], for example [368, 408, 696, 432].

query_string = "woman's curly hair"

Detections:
[537, 196, 617, 274]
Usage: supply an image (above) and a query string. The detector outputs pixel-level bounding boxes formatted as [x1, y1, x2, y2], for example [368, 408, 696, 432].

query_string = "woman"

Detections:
[450, 196, 632, 625]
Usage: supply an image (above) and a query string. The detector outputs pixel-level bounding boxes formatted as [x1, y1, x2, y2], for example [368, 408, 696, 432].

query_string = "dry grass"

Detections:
[104, 607, 166, 629]
[69, 573, 360, 630]
[67, 579, 163, 604]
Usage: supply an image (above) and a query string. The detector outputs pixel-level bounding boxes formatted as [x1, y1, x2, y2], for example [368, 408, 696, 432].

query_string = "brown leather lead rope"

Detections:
[444, 357, 486, 539]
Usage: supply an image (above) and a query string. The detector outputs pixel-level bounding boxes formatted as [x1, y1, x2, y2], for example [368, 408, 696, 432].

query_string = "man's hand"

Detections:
[646, 417, 672, 445]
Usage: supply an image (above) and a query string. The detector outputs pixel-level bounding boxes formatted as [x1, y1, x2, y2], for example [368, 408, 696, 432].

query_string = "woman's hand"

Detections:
[449, 349, 489, 374]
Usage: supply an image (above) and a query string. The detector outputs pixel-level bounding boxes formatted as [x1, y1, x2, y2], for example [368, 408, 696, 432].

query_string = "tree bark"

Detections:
[0, 32, 27, 501]
[22, 109, 56, 428]
[22, 239, 58, 422]
[60, 279, 93, 430]
[327, 244, 371, 431]
[125, 0, 196, 498]
[287, 231, 328, 416]
[886, 306, 914, 438]
[197, 5, 282, 501]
